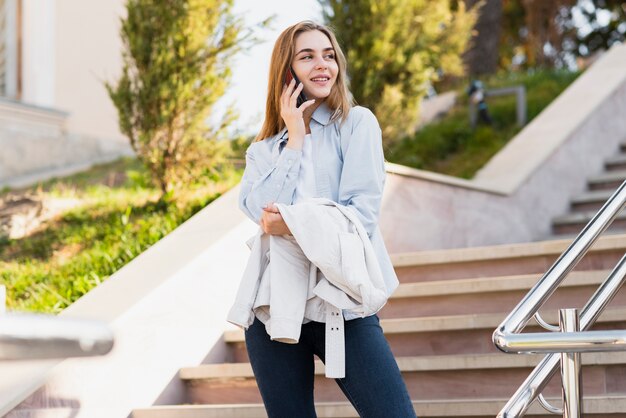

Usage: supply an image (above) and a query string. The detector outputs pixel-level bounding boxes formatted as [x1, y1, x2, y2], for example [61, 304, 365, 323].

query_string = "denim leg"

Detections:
[245, 316, 317, 418]
[313, 314, 417, 418]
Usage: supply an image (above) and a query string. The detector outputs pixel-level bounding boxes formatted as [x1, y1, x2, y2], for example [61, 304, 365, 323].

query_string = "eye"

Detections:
[325, 54, 336, 60]
[301, 55, 313, 60]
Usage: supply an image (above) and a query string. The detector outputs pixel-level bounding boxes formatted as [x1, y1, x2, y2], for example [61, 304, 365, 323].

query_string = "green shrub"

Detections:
[386, 69, 580, 178]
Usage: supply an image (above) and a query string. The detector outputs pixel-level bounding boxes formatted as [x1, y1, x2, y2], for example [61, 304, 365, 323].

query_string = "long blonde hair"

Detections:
[255, 21, 354, 142]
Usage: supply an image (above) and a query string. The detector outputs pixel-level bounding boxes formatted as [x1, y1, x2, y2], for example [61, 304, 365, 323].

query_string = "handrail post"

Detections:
[495, 181, 626, 417]
[560, 309, 582, 418]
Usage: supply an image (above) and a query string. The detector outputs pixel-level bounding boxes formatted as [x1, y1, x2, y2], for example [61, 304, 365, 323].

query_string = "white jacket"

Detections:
[227, 198, 391, 378]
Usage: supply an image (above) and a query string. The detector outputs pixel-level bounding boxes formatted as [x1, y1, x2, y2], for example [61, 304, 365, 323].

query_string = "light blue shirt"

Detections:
[239, 101, 399, 320]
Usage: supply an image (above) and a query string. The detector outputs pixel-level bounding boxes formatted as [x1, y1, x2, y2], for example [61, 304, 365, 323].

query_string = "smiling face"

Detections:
[291, 30, 339, 101]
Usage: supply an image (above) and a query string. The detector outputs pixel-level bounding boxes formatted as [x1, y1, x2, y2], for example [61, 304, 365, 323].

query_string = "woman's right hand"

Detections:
[280, 79, 316, 150]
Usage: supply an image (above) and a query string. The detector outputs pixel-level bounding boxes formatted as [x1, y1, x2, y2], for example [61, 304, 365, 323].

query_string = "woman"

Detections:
[238, 20, 416, 418]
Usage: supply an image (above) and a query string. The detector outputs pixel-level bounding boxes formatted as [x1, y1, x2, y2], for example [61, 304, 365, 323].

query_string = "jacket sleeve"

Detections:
[337, 107, 386, 237]
[239, 141, 303, 223]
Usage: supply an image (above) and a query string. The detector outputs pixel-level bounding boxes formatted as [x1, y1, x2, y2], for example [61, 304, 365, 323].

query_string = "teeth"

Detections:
[312, 78, 329, 82]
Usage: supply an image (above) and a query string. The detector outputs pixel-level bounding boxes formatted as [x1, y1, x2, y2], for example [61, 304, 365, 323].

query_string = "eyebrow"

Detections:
[295, 47, 335, 55]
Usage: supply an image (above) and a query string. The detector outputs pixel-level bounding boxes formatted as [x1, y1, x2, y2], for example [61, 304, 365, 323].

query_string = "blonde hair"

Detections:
[255, 21, 354, 142]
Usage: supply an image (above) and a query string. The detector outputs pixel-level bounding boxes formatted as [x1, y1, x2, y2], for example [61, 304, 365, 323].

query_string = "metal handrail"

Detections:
[0, 313, 114, 360]
[493, 180, 626, 417]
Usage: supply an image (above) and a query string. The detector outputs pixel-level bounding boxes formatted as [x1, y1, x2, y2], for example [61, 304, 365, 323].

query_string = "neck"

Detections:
[303, 99, 324, 122]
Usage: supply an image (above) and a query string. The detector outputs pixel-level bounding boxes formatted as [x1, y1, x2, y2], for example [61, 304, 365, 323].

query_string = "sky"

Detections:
[216, 0, 324, 136]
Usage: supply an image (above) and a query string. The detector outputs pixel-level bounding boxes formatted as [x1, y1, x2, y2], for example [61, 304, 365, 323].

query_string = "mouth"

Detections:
[310, 77, 331, 86]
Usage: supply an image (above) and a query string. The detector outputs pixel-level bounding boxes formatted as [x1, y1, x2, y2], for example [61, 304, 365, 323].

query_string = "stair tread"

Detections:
[223, 305, 626, 343]
[179, 351, 626, 380]
[390, 233, 626, 267]
[393, 269, 609, 298]
[588, 170, 626, 183]
[571, 189, 615, 204]
[549, 228, 626, 241]
[131, 395, 626, 417]
[605, 154, 626, 165]
[553, 210, 626, 225]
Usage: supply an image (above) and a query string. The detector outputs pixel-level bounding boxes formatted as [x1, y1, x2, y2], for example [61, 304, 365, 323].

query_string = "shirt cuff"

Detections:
[277, 147, 302, 175]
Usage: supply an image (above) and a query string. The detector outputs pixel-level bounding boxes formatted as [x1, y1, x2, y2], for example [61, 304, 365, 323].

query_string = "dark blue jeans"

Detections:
[244, 314, 417, 418]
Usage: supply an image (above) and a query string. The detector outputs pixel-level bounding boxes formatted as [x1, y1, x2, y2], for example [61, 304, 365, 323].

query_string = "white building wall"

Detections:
[2, 0, 19, 98]
[0, 0, 133, 187]
[54, 0, 127, 141]
[21, 0, 55, 107]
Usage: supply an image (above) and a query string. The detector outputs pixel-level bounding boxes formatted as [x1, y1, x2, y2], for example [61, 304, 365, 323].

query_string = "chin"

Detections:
[311, 90, 332, 100]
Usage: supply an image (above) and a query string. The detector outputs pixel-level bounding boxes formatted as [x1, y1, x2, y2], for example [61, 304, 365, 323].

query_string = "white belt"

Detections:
[324, 301, 345, 378]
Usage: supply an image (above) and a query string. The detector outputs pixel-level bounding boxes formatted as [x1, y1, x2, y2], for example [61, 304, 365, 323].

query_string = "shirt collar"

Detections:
[312, 100, 332, 126]
[278, 101, 333, 142]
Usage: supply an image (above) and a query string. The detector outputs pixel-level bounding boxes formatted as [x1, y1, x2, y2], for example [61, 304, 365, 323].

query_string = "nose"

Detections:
[314, 56, 328, 69]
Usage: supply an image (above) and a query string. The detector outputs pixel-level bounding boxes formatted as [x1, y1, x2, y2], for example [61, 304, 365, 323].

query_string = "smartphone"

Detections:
[284, 67, 307, 107]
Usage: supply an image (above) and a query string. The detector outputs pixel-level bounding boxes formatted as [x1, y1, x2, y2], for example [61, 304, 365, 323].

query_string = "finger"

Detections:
[262, 217, 272, 234]
[282, 78, 295, 97]
[289, 82, 304, 107]
[280, 80, 294, 106]
[298, 98, 317, 110]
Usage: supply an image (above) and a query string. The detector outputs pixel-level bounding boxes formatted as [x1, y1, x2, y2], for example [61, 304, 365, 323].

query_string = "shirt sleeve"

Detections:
[337, 107, 386, 237]
[239, 141, 303, 223]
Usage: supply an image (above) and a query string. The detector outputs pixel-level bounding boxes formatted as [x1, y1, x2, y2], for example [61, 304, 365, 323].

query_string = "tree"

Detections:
[106, 0, 252, 200]
[499, 0, 527, 70]
[464, 0, 503, 76]
[319, 0, 478, 146]
[562, 0, 626, 59]
[521, 0, 576, 67]
[497, 0, 624, 70]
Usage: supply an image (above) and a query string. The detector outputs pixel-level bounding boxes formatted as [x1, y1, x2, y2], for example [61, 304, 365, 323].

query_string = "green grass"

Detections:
[386, 70, 581, 178]
[0, 157, 242, 313]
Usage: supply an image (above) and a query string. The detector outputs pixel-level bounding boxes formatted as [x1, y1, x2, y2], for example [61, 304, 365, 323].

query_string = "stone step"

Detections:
[570, 189, 616, 212]
[588, 170, 626, 191]
[391, 234, 626, 282]
[183, 351, 626, 379]
[383, 269, 623, 319]
[224, 306, 626, 361]
[605, 154, 626, 171]
[131, 396, 626, 418]
[132, 396, 626, 418]
[552, 211, 626, 236]
[179, 352, 626, 404]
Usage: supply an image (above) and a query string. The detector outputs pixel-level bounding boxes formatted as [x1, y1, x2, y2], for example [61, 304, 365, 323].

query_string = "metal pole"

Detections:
[469, 101, 477, 129]
[0, 313, 114, 360]
[516, 86, 527, 126]
[560, 309, 582, 418]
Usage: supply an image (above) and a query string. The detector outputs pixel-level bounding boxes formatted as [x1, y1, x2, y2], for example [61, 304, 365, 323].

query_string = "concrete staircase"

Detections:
[132, 234, 626, 417]
[553, 141, 626, 236]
